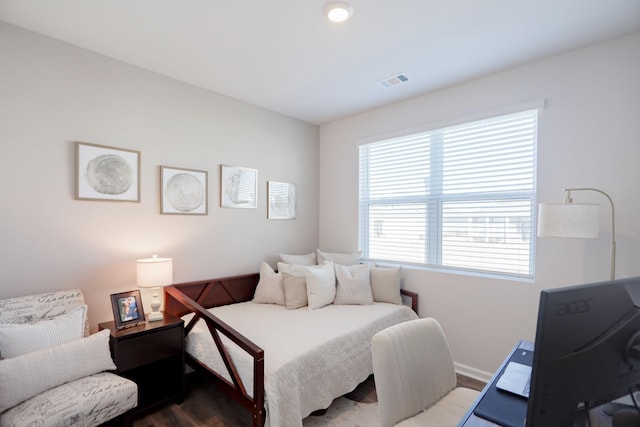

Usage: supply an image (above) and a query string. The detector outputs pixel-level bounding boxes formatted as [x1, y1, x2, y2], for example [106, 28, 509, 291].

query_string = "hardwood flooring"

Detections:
[132, 372, 486, 427]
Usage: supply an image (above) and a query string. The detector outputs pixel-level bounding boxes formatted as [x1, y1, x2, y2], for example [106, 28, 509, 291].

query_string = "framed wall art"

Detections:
[110, 290, 145, 330]
[160, 166, 208, 215]
[268, 181, 296, 219]
[220, 165, 258, 209]
[75, 141, 140, 202]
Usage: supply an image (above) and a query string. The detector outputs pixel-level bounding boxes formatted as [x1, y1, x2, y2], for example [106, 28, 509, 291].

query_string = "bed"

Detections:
[164, 271, 419, 427]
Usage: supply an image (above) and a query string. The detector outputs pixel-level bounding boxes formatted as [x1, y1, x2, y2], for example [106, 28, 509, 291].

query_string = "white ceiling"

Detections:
[1, 1, 639, 125]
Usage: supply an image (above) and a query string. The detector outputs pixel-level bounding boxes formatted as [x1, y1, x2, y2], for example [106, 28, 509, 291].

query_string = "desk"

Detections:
[458, 340, 533, 427]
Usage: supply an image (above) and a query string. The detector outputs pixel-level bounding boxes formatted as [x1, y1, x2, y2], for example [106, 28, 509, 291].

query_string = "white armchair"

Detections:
[0, 289, 137, 427]
[372, 317, 480, 426]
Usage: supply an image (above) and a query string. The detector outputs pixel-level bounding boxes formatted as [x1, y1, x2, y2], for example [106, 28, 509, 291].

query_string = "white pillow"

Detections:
[334, 263, 373, 305]
[279, 252, 317, 265]
[0, 329, 116, 413]
[277, 262, 310, 276]
[0, 305, 87, 359]
[317, 249, 362, 266]
[253, 262, 285, 305]
[306, 261, 336, 310]
[370, 266, 403, 304]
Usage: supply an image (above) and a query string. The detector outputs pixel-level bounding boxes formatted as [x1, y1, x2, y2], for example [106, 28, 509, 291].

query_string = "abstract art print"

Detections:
[220, 165, 258, 209]
[268, 181, 296, 219]
[160, 166, 208, 215]
[76, 141, 140, 202]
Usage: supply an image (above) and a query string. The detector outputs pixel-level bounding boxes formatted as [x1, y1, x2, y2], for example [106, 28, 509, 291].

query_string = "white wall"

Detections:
[319, 32, 640, 380]
[0, 22, 319, 329]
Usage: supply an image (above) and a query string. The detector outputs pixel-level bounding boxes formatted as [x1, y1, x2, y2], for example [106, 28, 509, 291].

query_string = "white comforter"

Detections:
[184, 301, 418, 427]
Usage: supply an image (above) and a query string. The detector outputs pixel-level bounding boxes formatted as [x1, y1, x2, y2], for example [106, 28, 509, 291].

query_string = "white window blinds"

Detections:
[359, 109, 538, 278]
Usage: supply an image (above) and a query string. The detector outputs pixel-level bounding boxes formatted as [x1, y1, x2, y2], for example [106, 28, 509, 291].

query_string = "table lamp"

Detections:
[137, 254, 173, 322]
[537, 187, 616, 280]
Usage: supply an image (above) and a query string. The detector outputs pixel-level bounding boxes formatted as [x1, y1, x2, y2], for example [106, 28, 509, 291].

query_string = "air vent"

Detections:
[377, 73, 409, 89]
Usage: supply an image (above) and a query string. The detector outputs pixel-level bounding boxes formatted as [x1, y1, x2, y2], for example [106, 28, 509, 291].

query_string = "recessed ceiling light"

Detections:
[323, 2, 353, 23]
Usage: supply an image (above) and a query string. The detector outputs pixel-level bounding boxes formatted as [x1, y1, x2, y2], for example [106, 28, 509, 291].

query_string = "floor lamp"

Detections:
[537, 187, 616, 280]
[538, 188, 627, 417]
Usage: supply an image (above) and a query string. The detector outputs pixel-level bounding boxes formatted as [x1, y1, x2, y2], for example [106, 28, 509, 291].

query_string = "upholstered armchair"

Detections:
[0, 289, 137, 427]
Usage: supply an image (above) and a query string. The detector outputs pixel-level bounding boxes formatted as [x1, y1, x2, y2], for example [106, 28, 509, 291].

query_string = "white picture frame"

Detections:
[75, 141, 140, 202]
[268, 181, 296, 219]
[160, 166, 208, 215]
[220, 165, 258, 209]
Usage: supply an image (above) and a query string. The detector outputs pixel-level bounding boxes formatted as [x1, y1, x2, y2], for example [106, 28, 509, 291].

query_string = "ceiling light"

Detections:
[324, 2, 353, 23]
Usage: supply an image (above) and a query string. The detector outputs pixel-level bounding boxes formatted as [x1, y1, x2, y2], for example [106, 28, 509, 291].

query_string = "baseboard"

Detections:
[455, 362, 493, 383]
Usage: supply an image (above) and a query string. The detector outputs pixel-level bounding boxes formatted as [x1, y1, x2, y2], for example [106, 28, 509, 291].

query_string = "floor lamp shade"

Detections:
[538, 187, 616, 281]
[137, 255, 173, 321]
[537, 203, 599, 238]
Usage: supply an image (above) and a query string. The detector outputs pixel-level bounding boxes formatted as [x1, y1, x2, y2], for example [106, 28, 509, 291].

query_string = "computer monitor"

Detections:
[527, 276, 640, 426]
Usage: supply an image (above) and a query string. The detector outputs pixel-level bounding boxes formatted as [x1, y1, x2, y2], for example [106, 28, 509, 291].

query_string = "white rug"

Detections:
[303, 398, 380, 427]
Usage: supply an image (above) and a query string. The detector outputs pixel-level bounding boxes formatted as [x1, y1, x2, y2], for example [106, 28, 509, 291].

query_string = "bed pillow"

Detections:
[282, 272, 308, 309]
[279, 252, 317, 266]
[334, 263, 373, 305]
[0, 329, 116, 413]
[370, 266, 403, 304]
[306, 261, 336, 310]
[253, 262, 285, 305]
[279, 263, 310, 309]
[0, 304, 87, 359]
[316, 249, 362, 266]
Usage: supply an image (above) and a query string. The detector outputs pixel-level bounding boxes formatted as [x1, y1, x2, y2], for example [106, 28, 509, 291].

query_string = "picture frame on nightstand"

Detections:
[110, 290, 146, 330]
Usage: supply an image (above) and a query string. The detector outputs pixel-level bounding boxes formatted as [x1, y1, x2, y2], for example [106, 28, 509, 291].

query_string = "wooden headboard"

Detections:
[164, 272, 260, 318]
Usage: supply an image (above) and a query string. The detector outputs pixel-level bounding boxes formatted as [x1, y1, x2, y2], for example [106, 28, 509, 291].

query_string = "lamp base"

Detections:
[147, 311, 164, 322]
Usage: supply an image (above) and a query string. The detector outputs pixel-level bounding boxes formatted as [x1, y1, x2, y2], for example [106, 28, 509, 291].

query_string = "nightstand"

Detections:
[98, 313, 185, 413]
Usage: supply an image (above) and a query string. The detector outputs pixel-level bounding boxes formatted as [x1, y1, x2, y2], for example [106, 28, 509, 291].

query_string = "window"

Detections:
[359, 109, 538, 278]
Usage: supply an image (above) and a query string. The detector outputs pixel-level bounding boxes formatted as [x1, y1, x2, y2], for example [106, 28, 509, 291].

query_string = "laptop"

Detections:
[496, 361, 532, 399]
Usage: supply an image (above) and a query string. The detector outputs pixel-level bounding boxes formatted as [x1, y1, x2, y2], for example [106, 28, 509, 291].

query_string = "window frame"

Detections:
[358, 104, 542, 280]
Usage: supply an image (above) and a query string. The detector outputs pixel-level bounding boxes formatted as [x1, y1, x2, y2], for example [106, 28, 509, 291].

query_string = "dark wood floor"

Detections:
[132, 373, 486, 427]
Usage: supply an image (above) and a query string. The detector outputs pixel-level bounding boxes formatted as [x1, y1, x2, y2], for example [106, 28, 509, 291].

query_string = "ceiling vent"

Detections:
[377, 73, 409, 89]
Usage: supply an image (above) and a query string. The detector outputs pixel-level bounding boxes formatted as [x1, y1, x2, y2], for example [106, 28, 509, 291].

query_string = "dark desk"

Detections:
[458, 340, 534, 427]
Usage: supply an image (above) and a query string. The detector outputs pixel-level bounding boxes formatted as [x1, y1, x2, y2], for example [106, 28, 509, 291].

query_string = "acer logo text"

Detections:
[556, 299, 593, 316]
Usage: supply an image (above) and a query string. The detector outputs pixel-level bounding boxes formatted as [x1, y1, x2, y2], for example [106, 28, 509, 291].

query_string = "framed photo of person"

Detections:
[110, 290, 146, 330]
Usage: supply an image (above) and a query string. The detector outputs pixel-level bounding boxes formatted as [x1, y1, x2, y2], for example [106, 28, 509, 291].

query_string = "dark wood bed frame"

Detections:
[164, 272, 419, 427]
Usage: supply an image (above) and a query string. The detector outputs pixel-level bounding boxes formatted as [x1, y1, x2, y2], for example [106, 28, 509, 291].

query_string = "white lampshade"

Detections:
[137, 255, 173, 288]
[537, 203, 600, 238]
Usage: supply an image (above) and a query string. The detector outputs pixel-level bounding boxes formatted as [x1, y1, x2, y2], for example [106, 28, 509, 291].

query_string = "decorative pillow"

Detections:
[334, 263, 373, 305]
[281, 272, 308, 309]
[253, 262, 285, 305]
[0, 304, 87, 359]
[370, 266, 403, 304]
[279, 252, 317, 266]
[306, 261, 336, 310]
[0, 329, 116, 413]
[317, 249, 362, 266]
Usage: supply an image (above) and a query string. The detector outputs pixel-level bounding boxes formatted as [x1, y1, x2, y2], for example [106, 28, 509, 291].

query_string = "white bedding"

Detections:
[184, 301, 418, 427]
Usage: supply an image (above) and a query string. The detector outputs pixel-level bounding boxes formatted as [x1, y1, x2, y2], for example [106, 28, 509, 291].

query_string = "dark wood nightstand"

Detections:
[99, 313, 185, 413]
